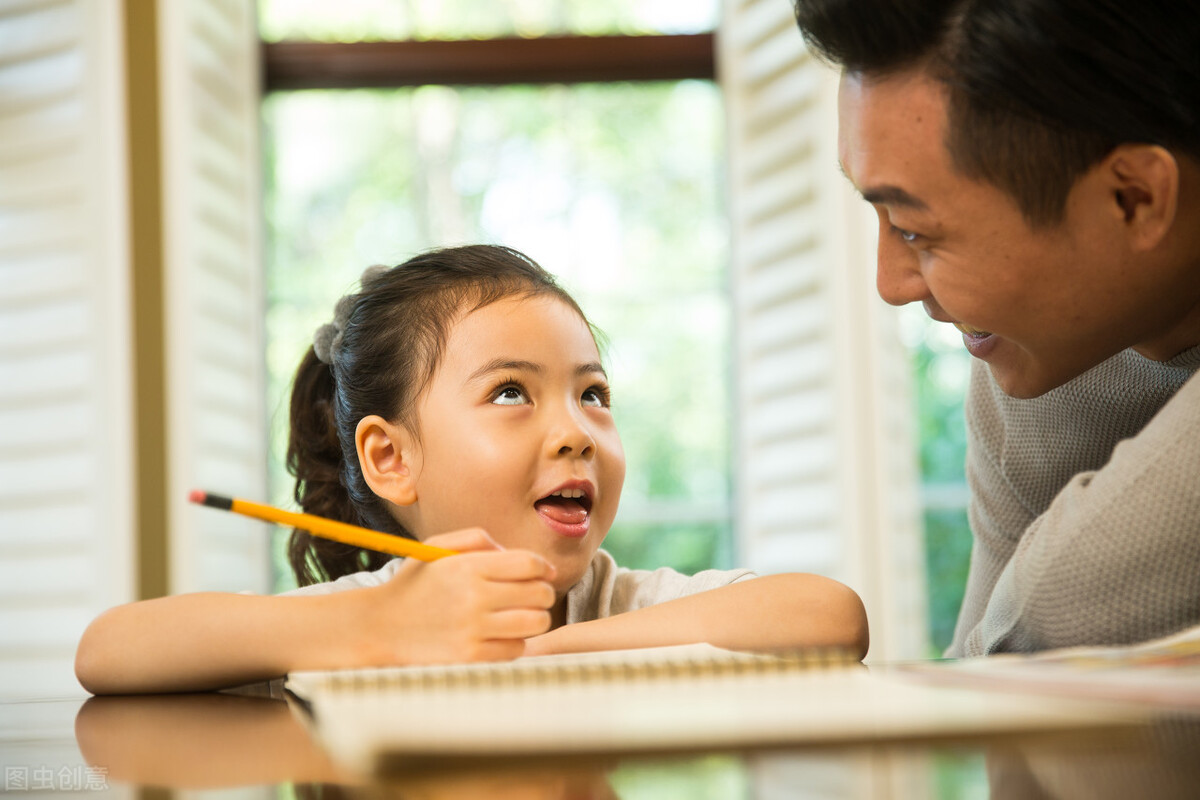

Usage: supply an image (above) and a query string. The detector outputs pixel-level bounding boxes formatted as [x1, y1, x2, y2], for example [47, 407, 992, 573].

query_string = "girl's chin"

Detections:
[548, 555, 599, 595]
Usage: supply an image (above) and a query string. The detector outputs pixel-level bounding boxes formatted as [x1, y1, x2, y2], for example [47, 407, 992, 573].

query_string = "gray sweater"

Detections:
[949, 346, 1200, 657]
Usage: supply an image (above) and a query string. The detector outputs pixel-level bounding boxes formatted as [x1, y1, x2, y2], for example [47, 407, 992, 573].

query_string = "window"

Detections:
[258, 0, 933, 664]
[259, 2, 733, 590]
[902, 307, 973, 655]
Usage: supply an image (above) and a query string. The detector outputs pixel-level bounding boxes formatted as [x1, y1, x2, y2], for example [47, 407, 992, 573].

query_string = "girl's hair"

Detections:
[286, 244, 588, 586]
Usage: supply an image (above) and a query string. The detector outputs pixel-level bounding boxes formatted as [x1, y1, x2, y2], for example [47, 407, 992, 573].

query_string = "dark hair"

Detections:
[793, 0, 1200, 225]
[286, 245, 588, 585]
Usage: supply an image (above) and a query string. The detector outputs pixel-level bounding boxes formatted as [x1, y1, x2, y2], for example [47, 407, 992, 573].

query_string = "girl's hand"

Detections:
[346, 528, 557, 666]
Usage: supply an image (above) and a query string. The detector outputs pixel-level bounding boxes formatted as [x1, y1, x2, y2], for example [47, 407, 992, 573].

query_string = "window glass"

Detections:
[901, 307, 973, 655]
[263, 83, 731, 590]
[258, 0, 718, 41]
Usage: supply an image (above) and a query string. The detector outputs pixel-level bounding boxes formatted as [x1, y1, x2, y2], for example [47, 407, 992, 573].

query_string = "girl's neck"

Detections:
[550, 596, 568, 630]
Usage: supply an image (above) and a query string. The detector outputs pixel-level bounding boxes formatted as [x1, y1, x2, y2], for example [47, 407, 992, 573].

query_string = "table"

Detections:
[3, 691, 1198, 799]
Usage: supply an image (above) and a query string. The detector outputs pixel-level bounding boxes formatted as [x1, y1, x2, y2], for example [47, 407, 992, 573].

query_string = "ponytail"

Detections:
[285, 347, 391, 585]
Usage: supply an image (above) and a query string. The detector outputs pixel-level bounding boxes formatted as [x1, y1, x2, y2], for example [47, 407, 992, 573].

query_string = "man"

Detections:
[791, 0, 1200, 656]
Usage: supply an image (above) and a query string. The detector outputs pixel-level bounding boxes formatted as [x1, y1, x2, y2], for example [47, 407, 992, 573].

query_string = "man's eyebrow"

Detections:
[860, 184, 930, 211]
[836, 163, 931, 211]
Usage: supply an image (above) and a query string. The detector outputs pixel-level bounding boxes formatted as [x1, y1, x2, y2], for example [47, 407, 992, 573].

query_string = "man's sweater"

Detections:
[949, 346, 1200, 657]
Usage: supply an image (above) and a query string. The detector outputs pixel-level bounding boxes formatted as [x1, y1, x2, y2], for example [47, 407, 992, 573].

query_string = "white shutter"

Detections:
[0, 0, 135, 697]
[719, 0, 927, 661]
[158, 0, 268, 593]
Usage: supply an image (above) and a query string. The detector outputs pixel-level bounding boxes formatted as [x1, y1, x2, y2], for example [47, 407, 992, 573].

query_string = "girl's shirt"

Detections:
[281, 549, 757, 623]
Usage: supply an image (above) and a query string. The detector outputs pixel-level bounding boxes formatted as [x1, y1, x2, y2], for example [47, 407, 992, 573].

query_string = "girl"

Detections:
[76, 245, 868, 694]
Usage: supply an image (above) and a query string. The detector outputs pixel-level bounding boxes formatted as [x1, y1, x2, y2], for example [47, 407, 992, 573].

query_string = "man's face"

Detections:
[837, 69, 1194, 398]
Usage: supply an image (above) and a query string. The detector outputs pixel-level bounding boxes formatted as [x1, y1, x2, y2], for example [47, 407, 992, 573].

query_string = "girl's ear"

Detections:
[355, 415, 420, 507]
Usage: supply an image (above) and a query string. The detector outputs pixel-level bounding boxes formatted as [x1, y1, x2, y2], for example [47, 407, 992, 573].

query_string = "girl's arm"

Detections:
[523, 574, 869, 660]
[75, 529, 557, 694]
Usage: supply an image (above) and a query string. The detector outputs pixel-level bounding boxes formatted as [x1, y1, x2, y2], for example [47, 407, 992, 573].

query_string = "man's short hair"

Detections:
[793, 0, 1200, 226]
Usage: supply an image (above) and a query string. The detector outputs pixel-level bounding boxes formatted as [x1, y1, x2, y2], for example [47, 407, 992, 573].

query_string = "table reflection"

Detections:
[74, 692, 622, 797]
[75, 692, 343, 788]
[986, 718, 1200, 800]
[68, 691, 1200, 799]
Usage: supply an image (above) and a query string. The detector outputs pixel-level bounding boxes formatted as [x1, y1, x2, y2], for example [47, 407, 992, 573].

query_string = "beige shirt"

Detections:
[951, 346, 1200, 657]
[283, 548, 757, 623]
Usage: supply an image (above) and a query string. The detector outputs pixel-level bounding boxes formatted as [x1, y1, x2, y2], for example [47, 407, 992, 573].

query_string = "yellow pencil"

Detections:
[189, 490, 457, 562]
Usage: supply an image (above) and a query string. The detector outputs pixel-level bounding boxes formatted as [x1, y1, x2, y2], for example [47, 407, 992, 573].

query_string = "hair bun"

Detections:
[312, 322, 338, 364]
[361, 264, 389, 285]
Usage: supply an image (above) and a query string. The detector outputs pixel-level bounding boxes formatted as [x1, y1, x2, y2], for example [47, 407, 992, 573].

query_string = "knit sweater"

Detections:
[949, 346, 1200, 657]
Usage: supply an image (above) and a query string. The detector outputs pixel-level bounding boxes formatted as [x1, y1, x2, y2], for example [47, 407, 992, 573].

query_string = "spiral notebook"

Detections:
[285, 643, 1144, 774]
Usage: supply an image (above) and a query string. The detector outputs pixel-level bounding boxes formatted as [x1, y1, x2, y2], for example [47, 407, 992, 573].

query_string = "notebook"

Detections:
[285, 643, 1145, 774]
[901, 624, 1200, 708]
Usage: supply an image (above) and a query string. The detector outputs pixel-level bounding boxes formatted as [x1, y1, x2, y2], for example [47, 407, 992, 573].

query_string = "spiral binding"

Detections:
[321, 646, 858, 694]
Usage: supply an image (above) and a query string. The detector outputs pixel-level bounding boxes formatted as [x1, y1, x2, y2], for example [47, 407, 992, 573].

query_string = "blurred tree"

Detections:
[903, 309, 973, 655]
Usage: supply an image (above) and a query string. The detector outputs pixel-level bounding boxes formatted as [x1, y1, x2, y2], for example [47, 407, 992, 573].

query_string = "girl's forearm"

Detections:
[525, 574, 869, 659]
[74, 590, 364, 695]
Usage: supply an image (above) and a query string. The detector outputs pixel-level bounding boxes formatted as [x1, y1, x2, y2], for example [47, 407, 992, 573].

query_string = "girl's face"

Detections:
[399, 294, 625, 596]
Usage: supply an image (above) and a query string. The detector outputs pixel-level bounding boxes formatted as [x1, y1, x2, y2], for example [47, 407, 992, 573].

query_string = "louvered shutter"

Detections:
[0, 0, 136, 697]
[157, 0, 267, 593]
[719, 0, 927, 661]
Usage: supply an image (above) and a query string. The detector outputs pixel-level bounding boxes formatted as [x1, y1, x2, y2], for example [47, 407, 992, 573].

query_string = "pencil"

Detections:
[189, 490, 457, 562]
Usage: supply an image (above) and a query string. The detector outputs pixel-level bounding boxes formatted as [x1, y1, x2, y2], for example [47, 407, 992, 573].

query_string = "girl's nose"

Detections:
[875, 227, 931, 307]
[548, 406, 596, 459]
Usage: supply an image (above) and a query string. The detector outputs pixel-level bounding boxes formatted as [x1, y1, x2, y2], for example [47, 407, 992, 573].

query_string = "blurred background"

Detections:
[0, 0, 970, 698]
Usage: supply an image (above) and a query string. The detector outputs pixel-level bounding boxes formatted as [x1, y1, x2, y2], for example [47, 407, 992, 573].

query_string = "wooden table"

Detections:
[3, 691, 1198, 799]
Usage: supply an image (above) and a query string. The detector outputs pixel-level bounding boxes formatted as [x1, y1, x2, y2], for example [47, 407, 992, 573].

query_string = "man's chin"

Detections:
[988, 357, 1095, 399]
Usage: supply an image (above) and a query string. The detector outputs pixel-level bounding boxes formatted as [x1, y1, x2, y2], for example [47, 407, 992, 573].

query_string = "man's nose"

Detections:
[875, 230, 931, 307]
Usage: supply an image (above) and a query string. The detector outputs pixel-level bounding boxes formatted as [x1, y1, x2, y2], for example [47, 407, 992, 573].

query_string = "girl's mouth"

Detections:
[534, 488, 593, 538]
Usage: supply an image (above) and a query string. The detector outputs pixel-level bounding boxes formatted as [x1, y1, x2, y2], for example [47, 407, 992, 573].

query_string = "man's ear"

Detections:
[355, 415, 419, 507]
[1105, 144, 1179, 251]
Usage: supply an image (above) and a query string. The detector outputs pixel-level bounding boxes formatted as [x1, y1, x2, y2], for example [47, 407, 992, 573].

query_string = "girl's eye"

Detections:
[491, 386, 529, 406]
[582, 386, 611, 408]
[890, 224, 921, 244]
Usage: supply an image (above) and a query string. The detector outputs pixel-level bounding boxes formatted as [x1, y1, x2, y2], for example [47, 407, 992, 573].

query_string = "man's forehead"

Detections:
[837, 70, 948, 206]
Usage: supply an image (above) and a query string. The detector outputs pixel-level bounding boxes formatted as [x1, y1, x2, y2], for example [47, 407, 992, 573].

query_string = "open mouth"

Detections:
[534, 486, 593, 533]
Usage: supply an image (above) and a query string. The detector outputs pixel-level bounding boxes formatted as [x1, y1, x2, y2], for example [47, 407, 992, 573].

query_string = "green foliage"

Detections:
[911, 337, 971, 483]
[904, 310, 974, 655]
[605, 519, 731, 575]
[923, 508, 972, 654]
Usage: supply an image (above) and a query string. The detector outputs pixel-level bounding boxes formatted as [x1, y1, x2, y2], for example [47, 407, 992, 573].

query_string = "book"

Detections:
[285, 643, 1145, 774]
[900, 624, 1200, 708]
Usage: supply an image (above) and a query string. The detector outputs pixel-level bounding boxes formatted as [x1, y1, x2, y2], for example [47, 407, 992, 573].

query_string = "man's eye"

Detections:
[891, 224, 921, 244]
[492, 386, 528, 405]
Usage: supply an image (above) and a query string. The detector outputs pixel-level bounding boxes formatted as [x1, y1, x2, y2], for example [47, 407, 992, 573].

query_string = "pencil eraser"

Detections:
[188, 489, 206, 505]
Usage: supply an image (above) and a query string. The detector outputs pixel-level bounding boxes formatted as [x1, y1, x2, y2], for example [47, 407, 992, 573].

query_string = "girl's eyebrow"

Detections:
[577, 361, 608, 379]
[466, 358, 608, 384]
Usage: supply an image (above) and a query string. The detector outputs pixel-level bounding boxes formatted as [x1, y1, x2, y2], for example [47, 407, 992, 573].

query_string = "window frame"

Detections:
[261, 34, 716, 89]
